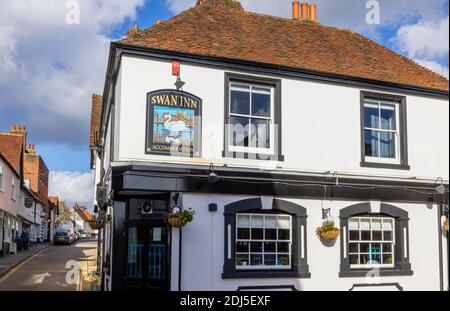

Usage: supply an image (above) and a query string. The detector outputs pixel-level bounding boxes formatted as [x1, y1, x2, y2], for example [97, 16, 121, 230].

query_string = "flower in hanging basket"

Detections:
[316, 220, 340, 241]
[165, 208, 195, 228]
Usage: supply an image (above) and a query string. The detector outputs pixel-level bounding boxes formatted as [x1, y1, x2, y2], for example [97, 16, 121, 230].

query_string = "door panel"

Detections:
[126, 225, 169, 290]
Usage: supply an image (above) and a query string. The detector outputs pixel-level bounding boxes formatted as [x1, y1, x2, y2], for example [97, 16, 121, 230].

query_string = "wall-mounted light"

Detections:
[208, 163, 219, 184]
[141, 201, 153, 215]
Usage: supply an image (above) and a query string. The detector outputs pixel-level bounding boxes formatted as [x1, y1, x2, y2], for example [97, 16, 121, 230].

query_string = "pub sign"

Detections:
[146, 89, 202, 157]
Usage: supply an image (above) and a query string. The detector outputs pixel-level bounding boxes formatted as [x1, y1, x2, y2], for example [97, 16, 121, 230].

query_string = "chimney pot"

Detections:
[309, 4, 317, 22]
[292, 1, 300, 20]
[300, 2, 309, 20]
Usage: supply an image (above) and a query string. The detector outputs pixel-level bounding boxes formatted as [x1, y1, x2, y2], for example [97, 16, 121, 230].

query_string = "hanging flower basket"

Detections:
[165, 208, 195, 228]
[316, 220, 340, 241]
[167, 216, 188, 228]
[444, 217, 449, 233]
[88, 220, 105, 230]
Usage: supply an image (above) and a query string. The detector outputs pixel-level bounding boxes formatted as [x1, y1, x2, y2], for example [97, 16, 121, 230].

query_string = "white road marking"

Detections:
[34, 272, 51, 284]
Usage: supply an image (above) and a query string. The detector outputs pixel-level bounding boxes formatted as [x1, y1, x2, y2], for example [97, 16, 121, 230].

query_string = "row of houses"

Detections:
[0, 125, 76, 256]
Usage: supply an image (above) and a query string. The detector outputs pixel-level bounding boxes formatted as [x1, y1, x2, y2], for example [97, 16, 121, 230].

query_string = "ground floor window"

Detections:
[223, 198, 310, 279]
[348, 216, 395, 268]
[236, 214, 292, 269]
[339, 203, 412, 277]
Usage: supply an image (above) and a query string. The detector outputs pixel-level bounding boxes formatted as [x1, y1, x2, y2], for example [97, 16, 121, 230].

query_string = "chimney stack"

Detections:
[292, 1, 300, 20]
[10, 125, 27, 151]
[126, 25, 141, 37]
[309, 4, 317, 22]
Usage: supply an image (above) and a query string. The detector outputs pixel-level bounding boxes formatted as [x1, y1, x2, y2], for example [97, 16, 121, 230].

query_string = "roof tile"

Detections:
[119, 1, 449, 92]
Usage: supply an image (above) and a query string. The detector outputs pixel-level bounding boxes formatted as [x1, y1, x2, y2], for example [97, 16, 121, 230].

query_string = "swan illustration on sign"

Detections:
[163, 113, 187, 144]
[146, 89, 201, 157]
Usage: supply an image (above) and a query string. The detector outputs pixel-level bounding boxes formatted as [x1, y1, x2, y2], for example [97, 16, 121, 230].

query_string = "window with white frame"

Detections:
[228, 83, 275, 155]
[235, 214, 292, 269]
[11, 178, 16, 201]
[363, 99, 400, 164]
[0, 164, 4, 191]
[348, 216, 395, 268]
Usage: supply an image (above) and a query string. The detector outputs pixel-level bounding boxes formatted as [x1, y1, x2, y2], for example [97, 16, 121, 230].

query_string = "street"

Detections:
[0, 240, 97, 291]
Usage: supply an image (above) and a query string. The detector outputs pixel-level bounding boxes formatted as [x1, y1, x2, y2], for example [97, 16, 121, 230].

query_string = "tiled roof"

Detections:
[0, 133, 24, 174]
[119, 0, 449, 92]
[89, 94, 103, 149]
[74, 204, 94, 222]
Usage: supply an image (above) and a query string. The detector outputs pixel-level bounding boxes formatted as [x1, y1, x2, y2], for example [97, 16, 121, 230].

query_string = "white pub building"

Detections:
[90, 0, 449, 291]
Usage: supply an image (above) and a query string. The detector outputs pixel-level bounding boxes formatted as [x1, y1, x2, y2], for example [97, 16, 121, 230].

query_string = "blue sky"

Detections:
[0, 0, 448, 205]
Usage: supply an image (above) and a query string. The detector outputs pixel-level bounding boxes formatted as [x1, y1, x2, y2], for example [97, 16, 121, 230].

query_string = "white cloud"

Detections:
[49, 171, 94, 207]
[0, 0, 145, 146]
[393, 17, 449, 78]
[395, 17, 449, 60]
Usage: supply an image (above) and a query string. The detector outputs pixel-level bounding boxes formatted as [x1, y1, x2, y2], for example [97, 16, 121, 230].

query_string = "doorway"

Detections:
[125, 224, 170, 290]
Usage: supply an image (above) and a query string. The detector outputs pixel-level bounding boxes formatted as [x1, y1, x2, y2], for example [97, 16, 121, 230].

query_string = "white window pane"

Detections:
[349, 219, 359, 230]
[264, 216, 277, 228]
[372, 218, 382, 230]
[360, 219, 370, 230]
[251, 215, 264, 227]
[237, 215, 250, 227]
[277, 216, 290, 229]
[231, 83, 250, 90]
[382, 219, 393, 230]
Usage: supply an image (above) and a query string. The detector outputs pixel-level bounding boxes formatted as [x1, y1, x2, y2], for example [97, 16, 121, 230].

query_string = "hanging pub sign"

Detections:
[146, 89, 202, 157]
[24, 196, 34, 208]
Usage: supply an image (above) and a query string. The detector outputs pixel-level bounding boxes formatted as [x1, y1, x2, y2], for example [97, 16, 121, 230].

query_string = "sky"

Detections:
[0, 0, 449, 209]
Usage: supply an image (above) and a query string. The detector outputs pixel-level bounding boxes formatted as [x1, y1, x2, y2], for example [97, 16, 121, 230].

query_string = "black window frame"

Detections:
[339, 202, 413, 277]
[360, 91, 410, 170]
[223, 73, 284, 161]
[222, 198, 310, 279]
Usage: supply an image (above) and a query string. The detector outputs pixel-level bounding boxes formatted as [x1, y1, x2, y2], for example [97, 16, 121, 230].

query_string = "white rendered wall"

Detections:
[115, 55, 449, 180]
[173, 193, 442, 291]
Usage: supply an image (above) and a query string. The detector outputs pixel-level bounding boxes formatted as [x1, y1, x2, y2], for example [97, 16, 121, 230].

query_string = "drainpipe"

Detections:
[178, 227, 182, 291]
[438, 203, 444, 291]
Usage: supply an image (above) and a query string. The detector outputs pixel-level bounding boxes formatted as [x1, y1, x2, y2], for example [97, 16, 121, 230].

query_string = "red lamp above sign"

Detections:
[172, 60, 180, 76]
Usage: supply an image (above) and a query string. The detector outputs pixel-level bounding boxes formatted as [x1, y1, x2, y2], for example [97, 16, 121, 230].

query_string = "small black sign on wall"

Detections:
[145, 89, 202, 157]
[24, 197, 33, 208]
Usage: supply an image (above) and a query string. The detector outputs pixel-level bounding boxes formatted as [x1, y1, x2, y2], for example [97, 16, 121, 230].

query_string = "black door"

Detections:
[125, 224, 170, 290]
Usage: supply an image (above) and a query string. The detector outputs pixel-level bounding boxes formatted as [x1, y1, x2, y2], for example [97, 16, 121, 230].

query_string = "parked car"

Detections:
[53, 231, 74, 245]
[79, 231, 88, 239]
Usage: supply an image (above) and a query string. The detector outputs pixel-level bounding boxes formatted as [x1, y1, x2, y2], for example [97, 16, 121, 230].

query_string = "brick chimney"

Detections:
[10, 124, 27, 150]
[126, 25, 141, 37]
[195, 0, 244, 11]
[26, 144, 35, 155]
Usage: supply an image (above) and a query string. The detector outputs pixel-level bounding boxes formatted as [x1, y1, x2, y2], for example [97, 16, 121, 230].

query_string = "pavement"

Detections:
[0, 243, 51, 278]
[0, 239, 97, 291]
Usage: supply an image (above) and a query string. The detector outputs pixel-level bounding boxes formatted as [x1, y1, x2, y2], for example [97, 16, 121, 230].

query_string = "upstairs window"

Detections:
[224, 73, 283, 161]
[364, 101, 399, 162]
[229, 84, 274, 154]
[360, 91, 409, 170]
[0, 164, 4, 192]
[11, 178, 16, 201]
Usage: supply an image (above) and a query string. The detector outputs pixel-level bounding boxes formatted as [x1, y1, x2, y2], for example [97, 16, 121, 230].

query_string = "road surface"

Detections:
[0, 240, 97, 291]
